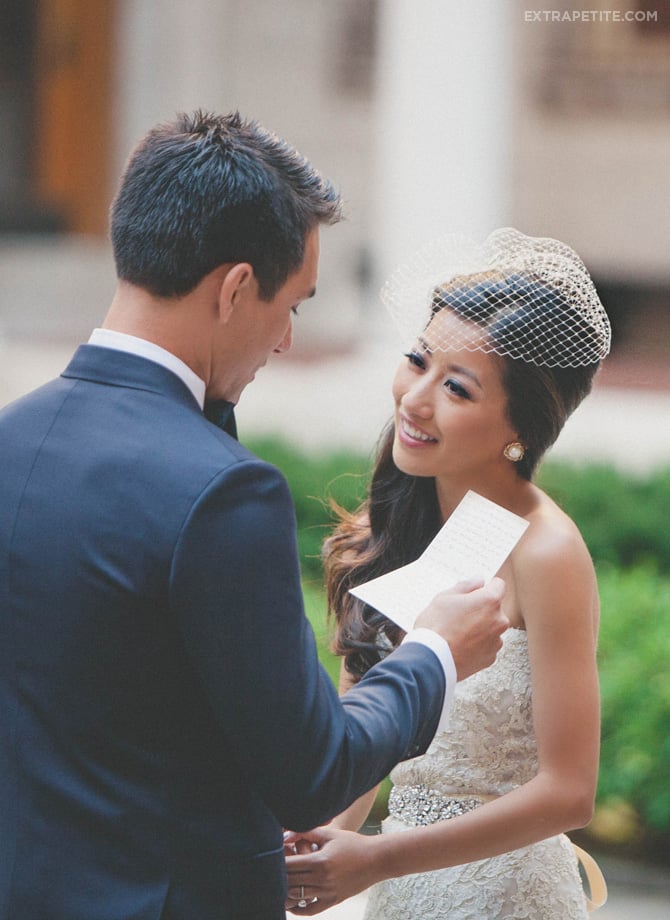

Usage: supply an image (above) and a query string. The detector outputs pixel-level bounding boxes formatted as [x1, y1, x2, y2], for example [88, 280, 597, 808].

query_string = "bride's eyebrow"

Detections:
[417, 336, 433, 354]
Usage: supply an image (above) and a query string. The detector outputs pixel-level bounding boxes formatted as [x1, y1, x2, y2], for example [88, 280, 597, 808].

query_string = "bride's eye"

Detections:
[445, 378, 471, 399]
[404, 351, 426, 369]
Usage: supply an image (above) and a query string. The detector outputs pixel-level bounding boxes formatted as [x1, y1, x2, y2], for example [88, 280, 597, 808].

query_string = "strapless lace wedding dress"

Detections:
[364, 629, 589, 919]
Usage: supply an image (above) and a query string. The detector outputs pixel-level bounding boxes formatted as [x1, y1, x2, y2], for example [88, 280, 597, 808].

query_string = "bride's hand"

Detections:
[285, 825, 382, 914]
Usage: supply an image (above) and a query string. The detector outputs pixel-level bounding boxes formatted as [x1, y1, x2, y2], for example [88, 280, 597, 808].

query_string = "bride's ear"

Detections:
[217, 262, 255, 324]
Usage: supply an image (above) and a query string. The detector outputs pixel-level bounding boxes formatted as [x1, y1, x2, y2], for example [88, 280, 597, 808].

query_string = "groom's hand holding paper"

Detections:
[349, 491, 528, 637]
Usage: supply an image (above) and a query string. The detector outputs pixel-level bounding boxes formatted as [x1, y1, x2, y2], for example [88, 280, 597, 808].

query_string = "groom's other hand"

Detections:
[415, 577, 508, 680]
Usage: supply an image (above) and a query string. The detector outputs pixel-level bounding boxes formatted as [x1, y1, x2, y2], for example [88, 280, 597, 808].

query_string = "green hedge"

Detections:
[596, 565, 670, 837]
[247, 437, 371, 583]
[248, 438, 670, 842]
[538, 463, 670, 574]
[249, 438, 670, 577]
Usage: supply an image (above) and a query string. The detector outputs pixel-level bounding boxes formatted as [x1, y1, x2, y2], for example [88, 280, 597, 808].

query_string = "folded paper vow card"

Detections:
[349, 490, 529, 633]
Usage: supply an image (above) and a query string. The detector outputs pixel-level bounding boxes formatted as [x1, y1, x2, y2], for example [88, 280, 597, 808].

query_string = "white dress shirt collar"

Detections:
[88, 328, 206, 410]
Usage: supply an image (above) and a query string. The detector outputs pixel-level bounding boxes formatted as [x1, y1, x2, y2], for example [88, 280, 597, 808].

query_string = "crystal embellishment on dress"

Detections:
[389, 785, 484, 826]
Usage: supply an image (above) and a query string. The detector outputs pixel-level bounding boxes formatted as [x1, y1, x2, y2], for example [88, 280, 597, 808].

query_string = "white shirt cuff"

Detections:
[401, 628, 457, 735]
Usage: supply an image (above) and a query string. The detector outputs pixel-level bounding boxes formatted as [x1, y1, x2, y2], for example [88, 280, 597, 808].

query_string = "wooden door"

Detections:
[33, 0, 116, 235]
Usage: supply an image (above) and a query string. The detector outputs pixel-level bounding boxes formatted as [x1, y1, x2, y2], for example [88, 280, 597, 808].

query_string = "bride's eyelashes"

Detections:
[404, 350, 426, 369]
[444, 378, 472, 400]
[402, 352, 473, 401]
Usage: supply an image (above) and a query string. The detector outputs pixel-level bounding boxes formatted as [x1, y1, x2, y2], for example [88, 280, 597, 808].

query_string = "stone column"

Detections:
[371, 0, 514, 287]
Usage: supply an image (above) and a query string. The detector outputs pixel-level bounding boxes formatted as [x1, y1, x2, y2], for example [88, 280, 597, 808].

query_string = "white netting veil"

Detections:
[380, 228, 611, 368]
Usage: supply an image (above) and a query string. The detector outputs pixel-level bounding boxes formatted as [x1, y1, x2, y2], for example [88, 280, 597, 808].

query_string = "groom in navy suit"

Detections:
[0, 110, 507, 920]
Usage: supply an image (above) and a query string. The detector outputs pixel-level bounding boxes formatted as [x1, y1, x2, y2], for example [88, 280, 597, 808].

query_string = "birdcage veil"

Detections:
[381, 228, 611, 368]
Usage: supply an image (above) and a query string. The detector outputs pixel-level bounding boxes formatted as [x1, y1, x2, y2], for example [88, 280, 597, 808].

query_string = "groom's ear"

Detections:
[217, 262, 255, 324]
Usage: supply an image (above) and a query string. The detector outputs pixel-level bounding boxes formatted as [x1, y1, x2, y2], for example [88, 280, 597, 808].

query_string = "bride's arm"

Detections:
[328, 784, 379, 832]
[285, 520, 600, 911]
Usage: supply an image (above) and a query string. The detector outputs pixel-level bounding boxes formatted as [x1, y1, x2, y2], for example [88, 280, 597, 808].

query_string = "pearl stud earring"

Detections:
[503, 442, 525, 462]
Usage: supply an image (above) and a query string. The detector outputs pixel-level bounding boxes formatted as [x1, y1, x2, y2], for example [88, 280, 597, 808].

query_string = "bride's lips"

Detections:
[397, 414, 438, 447]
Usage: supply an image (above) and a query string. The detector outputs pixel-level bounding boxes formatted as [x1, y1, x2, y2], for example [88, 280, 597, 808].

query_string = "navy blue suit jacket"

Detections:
[0, 346, 445, 919]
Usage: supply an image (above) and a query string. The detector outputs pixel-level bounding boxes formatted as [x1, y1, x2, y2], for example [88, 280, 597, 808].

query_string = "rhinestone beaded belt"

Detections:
[388, 784, 489, 826]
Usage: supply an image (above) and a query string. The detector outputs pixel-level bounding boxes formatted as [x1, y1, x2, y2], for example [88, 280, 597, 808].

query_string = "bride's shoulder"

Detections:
[511, 488, 599, 639]
[515, 487, 594, 580]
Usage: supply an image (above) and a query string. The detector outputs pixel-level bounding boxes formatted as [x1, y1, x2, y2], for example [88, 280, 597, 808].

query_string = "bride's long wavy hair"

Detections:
[326, 277, 604, 681]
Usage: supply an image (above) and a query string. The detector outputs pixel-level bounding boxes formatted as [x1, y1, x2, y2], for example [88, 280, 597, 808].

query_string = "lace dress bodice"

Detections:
[364, 628, 589, 919]
[390, 628, 537, 797]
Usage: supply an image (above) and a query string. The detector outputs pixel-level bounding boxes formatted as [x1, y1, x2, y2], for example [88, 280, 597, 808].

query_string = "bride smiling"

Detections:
[285, 228, 610, 919]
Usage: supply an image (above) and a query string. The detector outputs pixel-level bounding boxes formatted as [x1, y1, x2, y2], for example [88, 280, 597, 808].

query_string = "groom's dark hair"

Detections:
[110, 110, 342, 299]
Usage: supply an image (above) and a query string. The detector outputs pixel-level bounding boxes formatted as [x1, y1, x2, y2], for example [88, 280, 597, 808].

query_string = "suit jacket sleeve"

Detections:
[169, 457, 445, 830]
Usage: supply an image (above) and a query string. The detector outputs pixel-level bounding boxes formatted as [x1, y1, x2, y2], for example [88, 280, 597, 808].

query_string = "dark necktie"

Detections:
[203, 399, 238, 440]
